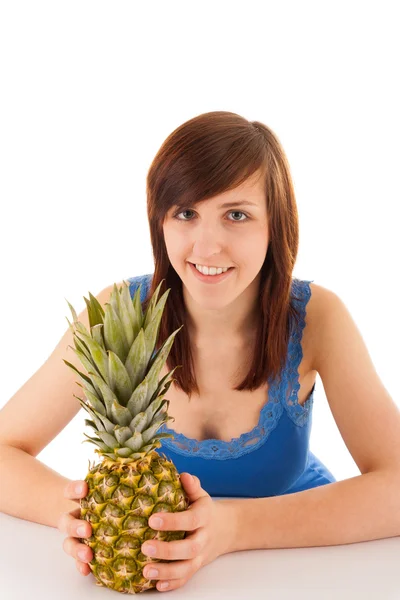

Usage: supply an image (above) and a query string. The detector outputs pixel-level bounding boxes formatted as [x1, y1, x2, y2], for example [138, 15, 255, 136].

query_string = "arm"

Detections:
[0, 444, 76, 528]
[229, 468, 400, 551]
[230, 284, 400, 552]
[0, 282, 121, 528]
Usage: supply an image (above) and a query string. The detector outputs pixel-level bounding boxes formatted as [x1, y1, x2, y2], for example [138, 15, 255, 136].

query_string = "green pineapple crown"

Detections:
[63, 279, 183, 464]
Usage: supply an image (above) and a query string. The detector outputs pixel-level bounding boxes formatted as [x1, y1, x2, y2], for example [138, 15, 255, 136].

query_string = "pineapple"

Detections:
[63, 279, 189, 594]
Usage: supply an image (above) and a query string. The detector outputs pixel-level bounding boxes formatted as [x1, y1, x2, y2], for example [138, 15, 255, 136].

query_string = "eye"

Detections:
[172, 209, 250, 223]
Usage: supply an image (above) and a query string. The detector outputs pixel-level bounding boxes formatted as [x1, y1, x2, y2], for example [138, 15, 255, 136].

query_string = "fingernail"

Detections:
[77, 526, 87, 537]
[75, 483, 84, 494]
[150, 517, 163, 529]
[143, 544, 156, 556]
[78, 549, 88, 560]
[159, 582, 169, 590]
[146, 568, 159, 578]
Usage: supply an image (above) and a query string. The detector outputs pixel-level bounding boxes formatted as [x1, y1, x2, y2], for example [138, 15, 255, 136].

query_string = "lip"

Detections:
[188, 262, 235, 284]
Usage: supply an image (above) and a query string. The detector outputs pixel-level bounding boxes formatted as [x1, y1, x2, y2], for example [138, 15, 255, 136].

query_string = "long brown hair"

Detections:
[143, 110, 302, 399]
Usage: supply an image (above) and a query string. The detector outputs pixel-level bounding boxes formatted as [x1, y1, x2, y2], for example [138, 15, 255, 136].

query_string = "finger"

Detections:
[143, 557, 197, 582]
[156, 578, 186, 593]
[141, 532, 203, 561]
[63, 535, 93, 565]
[149, 496, 210, 531]
[76, 559, 91, 577]
[180, 473, 211, 504]
[58, 508, 92, 539]
[63, 480, 89, 502]
[180, 472, 209, 503]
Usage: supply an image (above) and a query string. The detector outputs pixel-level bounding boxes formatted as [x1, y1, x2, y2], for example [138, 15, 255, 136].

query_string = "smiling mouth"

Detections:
[188, 262, 235, 282]
[188, 262, 233, 269]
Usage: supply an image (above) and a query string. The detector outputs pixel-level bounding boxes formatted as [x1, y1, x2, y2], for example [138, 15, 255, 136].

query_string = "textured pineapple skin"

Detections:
[79, 450, 190, 594]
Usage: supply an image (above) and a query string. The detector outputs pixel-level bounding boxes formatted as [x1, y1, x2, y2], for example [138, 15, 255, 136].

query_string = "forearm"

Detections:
[0, 444, 76, 528]
[229, 469, 400, 552]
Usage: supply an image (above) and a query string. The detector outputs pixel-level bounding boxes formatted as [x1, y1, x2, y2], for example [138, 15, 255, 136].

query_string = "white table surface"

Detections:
[1, 509, 400, 599]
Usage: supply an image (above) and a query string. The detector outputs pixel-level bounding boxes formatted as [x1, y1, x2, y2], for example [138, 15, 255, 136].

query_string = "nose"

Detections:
[192, 223, 225, 259]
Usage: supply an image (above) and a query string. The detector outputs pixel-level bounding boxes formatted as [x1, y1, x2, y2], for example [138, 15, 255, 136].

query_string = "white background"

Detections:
[0, 1, 399, 484]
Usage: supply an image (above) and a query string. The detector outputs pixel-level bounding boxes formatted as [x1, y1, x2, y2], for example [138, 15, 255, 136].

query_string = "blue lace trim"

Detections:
[126, 274, 315, 460]
[281, 279, 315, 428]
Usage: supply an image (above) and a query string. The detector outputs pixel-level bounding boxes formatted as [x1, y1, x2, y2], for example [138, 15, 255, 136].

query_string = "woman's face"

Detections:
[162, 169, 270, 311]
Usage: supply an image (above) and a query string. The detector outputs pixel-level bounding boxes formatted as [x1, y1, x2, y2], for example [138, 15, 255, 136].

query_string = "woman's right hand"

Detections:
[58, 480, 93, 576]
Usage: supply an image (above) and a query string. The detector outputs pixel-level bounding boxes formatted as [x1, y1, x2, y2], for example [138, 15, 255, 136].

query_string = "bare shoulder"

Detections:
[305, 282, 337, 372]
[306, 281, 356, 371]
[0, 279, 125, 456]
[307, 281, 335, 318]
[306, 282, 400, 474]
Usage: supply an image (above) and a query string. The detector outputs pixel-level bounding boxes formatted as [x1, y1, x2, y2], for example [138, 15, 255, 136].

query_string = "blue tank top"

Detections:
[126, 273, 337, 497]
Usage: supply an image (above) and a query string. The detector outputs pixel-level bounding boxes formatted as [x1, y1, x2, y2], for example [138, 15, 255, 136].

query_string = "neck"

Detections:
[182, 274, 261, 348]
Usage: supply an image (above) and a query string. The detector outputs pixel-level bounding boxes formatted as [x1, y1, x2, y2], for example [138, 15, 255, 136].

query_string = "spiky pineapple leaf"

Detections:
[121, 281, 141, 339]
[114, 284, 135, 347]
[129, 411, 148, 433]
[76, 396, 105, 431]
[78, 391, 115, 435]
[91, 324, 105, 350]
[152, 432, 175, 441]
[110, 398, 132, 427]
[143, 279, 165, 330]
[127, 379, 149, 415]
[143, 289, 170, 364]
[114, 426, 133, 445]
[83, 387, 107, 416]
[89, 291, 105, 317]
[132, 284, 144, 329]
[103, 302, 129, 361]
[124, 328, 148, 392]
[75, 380, 98, 399]
[84, 292, 105, 329]
[72, 319, 91, 339]
[82, 433, 110, 452]
[62, 359, 92, 387]
[146, 366, 180, 405]
[97, 431, 120, 448]
[143, 326, 183, 407]
[101, 452, 118, 459]
[91, 407, 116, 435]
[114, 447, 134, 457]
[65, 299, 78, 322]
[124, 431, 143, 452]
[108, 351, 133, 406]
[144, 397, 166, 422]
[67, 346, 101, 381]
[72, 334, 92, 364]
[73, 331, 109, 383]
[141, 415, 166, 445]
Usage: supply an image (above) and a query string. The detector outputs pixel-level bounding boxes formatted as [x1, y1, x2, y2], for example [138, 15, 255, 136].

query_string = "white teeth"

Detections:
[195, 264, 229, 276]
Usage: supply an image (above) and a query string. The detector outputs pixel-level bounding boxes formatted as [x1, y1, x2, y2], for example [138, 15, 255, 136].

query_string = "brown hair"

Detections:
[143, 110, 302, 399]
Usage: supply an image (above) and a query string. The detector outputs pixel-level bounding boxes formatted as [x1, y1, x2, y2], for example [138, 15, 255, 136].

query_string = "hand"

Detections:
[141, 472, 237, 593]
[58, 480, 93, 577]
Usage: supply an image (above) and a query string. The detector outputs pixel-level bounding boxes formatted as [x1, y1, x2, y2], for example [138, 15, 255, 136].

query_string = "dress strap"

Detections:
[127, 273, 152, 304]
[280, 279, 316, 426]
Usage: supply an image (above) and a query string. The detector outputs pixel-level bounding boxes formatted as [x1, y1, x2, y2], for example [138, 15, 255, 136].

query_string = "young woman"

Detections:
[1, 111, 400, 593]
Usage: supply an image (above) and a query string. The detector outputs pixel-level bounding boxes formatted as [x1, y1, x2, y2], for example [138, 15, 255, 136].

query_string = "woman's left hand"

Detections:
[141, 472, 237, 592]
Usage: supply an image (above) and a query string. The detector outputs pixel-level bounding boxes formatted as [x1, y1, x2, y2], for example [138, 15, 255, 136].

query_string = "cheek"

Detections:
[163, 233, 189, 266]
[240, 234, 269, 258]
[163, 228, 178, 251]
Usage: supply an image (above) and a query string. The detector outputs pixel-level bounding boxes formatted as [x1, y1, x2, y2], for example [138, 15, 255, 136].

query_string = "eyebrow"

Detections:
[172, 199, 259, 212]
[218, 200, 258, 208]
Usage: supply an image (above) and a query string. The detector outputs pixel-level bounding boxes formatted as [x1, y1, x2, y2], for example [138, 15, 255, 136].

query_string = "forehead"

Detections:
[233, 169, 265, 194]
[200, 169, 266, 206]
